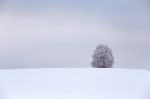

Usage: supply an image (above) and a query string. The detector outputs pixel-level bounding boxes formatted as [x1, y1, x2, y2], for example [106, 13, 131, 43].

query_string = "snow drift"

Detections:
[0, 68, 149, 99]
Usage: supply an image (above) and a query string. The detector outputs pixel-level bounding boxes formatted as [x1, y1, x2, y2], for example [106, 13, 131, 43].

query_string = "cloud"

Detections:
[0, 0, 150, 69]
[0, 9, 121, 68]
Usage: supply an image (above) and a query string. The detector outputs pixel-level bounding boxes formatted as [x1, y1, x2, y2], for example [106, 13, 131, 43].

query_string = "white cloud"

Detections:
[0, 3, 150, 69]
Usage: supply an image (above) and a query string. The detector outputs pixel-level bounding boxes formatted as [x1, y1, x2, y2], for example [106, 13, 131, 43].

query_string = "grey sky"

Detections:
[0, 0, 150, 69]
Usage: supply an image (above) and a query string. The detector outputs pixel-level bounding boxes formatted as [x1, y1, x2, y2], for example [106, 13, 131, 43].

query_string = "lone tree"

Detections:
[91, 44, 114, 68]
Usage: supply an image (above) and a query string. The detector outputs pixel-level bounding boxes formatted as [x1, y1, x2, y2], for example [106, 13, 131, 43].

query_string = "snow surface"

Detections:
[0, 68, 149, 99]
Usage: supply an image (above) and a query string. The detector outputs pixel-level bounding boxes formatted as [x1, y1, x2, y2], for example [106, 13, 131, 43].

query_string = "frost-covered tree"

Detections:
[91, 44, 114, 68]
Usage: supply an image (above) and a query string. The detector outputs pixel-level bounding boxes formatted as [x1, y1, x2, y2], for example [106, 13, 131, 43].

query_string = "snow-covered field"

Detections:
[0, 68, 149, 99]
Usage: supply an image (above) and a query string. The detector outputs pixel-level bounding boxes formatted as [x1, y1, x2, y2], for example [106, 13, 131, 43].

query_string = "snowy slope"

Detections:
[0, 68, 149, 99]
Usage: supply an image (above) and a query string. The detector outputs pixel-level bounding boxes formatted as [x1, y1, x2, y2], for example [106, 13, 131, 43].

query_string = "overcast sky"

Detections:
[0, 0, 150, 69]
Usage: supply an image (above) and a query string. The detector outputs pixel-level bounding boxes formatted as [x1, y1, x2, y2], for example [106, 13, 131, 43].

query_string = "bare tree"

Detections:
[91, 44, 114, 68]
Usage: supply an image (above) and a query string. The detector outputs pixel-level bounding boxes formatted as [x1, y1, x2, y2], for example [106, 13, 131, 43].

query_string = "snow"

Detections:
[0, 68, 149, 99]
